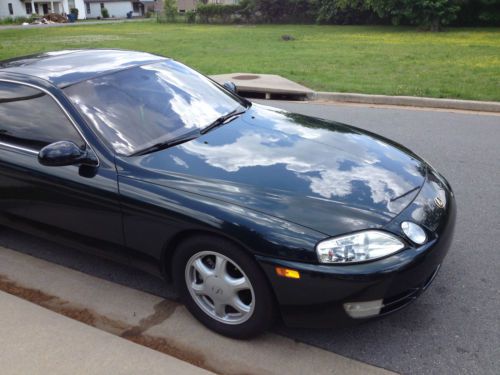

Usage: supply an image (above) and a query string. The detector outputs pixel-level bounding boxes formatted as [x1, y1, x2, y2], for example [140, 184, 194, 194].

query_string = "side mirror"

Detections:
[223, 81, 237, 94]
[38, 141, 98, 167]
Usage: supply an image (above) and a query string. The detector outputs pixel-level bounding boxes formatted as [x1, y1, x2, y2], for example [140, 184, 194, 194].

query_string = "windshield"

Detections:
[64, 60, 246, 156]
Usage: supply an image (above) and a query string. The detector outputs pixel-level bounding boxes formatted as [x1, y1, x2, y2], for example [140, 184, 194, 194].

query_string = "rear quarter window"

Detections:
[0, 81, 84, 151]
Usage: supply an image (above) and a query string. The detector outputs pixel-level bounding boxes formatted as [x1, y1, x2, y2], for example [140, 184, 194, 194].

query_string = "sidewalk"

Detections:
[0, 245, 394, 375]
[0, 290, 214, 375]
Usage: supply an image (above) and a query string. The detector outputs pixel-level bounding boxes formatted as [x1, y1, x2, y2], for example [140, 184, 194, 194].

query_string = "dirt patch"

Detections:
[0, 274, 127, 332]
[125, 334, 210, 370]
[0, 274, 218, 374]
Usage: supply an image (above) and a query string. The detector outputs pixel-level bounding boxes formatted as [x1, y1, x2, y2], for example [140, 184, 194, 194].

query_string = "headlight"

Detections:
[401, 221, 427, 245]
[316, 230, 405, 264]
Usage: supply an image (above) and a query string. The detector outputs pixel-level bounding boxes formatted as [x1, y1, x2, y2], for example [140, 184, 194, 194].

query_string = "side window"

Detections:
[0, 82, 85, 151]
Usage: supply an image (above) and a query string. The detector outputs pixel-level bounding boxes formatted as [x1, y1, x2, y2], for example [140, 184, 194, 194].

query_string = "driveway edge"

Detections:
[313, 92, 500, 113]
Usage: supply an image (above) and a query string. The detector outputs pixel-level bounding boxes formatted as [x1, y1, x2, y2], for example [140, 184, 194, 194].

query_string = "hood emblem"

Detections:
[434, 196, 445, 209]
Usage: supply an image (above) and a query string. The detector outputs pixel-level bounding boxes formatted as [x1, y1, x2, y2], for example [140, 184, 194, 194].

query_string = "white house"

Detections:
[0, 0, 148, 20]
[84, 0, 148, 19]
[0, 0, 86, 19]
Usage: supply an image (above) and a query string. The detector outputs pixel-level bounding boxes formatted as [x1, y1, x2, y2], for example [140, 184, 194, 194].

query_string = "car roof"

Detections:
[0, 49, 168, 88]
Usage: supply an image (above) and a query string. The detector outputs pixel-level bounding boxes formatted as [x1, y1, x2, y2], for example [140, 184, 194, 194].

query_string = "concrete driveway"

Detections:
[0, 101, 498, 374]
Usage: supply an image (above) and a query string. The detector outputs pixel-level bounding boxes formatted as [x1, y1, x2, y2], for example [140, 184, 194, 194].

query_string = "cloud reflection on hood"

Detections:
[181, 106, 422, 213]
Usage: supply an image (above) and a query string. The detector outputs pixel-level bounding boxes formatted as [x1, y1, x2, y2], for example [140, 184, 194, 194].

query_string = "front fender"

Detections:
[117, 176, 326, 275]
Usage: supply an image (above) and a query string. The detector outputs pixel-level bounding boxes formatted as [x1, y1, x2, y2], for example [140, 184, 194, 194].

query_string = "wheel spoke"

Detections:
[191, 282, 205, 295]
[214, 301, 226, 318]
[230, 297, 251, 314]
[225, 276, 250, 291]
[192, 258, 213, 280]
[214, 256, 227, 278]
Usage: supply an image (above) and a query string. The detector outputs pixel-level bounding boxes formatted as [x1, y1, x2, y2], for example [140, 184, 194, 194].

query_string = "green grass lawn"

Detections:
[1, 22, 499, 101]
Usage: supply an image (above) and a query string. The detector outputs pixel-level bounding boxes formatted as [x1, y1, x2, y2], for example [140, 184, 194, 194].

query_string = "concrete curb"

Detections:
[0, 246, 395, 375]
[313, 92, 500, 113]
[0, 291, 214, 375]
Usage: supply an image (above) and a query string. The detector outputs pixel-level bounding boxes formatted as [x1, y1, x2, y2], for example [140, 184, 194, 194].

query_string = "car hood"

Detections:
[119, 104, 427, 236]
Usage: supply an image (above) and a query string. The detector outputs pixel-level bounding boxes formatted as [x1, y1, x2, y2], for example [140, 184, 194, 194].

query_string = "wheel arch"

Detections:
[160, 228, 258, 282]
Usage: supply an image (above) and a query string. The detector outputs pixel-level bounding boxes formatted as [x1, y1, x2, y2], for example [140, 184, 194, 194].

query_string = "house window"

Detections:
[100, 3, 104, 9]
[34, 3, 39, 14]
[86, 2, 90, 14]
[25, 3, 32, 14]
[8, 3, 13, 15]
[133, 2, 139, 13]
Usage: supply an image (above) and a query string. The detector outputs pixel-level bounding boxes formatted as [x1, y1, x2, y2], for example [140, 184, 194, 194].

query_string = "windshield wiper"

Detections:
[130, 107, 247, 156]
[130, 132, 199, 157]
[200, 107, 247, 135]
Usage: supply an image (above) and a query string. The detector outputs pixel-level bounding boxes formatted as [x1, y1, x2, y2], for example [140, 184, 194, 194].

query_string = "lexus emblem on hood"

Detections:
[434, 196, 445, 209]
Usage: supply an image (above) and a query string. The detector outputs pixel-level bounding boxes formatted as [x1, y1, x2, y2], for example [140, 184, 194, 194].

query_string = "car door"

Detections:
[0, 80, 125, 260]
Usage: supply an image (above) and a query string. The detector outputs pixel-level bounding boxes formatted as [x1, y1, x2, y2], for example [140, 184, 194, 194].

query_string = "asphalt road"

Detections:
[1, 101, 498, 375]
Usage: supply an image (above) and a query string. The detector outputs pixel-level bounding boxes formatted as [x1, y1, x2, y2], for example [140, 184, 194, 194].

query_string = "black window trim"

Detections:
[0, 79, 100, 167]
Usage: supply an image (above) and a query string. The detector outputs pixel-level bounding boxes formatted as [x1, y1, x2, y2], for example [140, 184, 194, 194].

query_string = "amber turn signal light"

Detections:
[275, 267, 300, 279]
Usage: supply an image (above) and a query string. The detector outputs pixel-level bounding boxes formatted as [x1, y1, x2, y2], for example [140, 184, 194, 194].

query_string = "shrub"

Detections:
[186, 10, 196, 23]
[0, 16, 30, 25]
[0, 17, 14, 25]
[197, 4, 243, 23]
[456, 0, 500, 26]
[155, 0, 497, 28]
[101, 7, 109, 18]
[70, 7, 79, 18]
[221, 0, 316, 24]
[316, 0, 380, 24]
[367, 0, 462, 31]
[164, 0, 177, 22]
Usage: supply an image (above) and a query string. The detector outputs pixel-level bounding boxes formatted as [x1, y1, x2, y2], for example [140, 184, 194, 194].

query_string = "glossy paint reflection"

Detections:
[119, 104, 426, 236]
[64, 60, 243, 155]
[1, 50, 165, 88]
[118, 175, 325, 263]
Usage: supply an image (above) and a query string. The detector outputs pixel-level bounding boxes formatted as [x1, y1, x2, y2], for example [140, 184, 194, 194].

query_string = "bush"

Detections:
[164, 0, 177, 22]
[197, 4, 242, 23]
[70, 7, 79, 18]
[367, 0, 462, 30]
[316, 0, 381, 24]
[455, 0, 500, 26]
[186, 10, 196, 23]
[156, 0, 498, 28]
[101, 7, 109, 18]
[0, 16, 30, 25]
[0, 17, 14, 25]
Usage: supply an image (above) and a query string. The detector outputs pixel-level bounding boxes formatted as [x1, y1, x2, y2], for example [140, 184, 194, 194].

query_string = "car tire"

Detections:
[172, 235, 275, 339]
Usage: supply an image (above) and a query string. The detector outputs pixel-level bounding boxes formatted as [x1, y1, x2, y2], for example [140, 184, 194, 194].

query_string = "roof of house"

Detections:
[0, 49, 167, 88]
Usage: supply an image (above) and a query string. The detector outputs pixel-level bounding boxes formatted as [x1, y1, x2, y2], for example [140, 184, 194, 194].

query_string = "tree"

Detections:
[367, 0, 462, 31]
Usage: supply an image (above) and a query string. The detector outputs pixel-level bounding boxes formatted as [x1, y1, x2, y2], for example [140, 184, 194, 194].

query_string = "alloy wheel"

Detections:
[185, 251, 255, 325]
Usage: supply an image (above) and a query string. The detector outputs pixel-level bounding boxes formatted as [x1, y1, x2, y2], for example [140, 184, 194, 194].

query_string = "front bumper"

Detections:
[257, 169, 456, 328]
